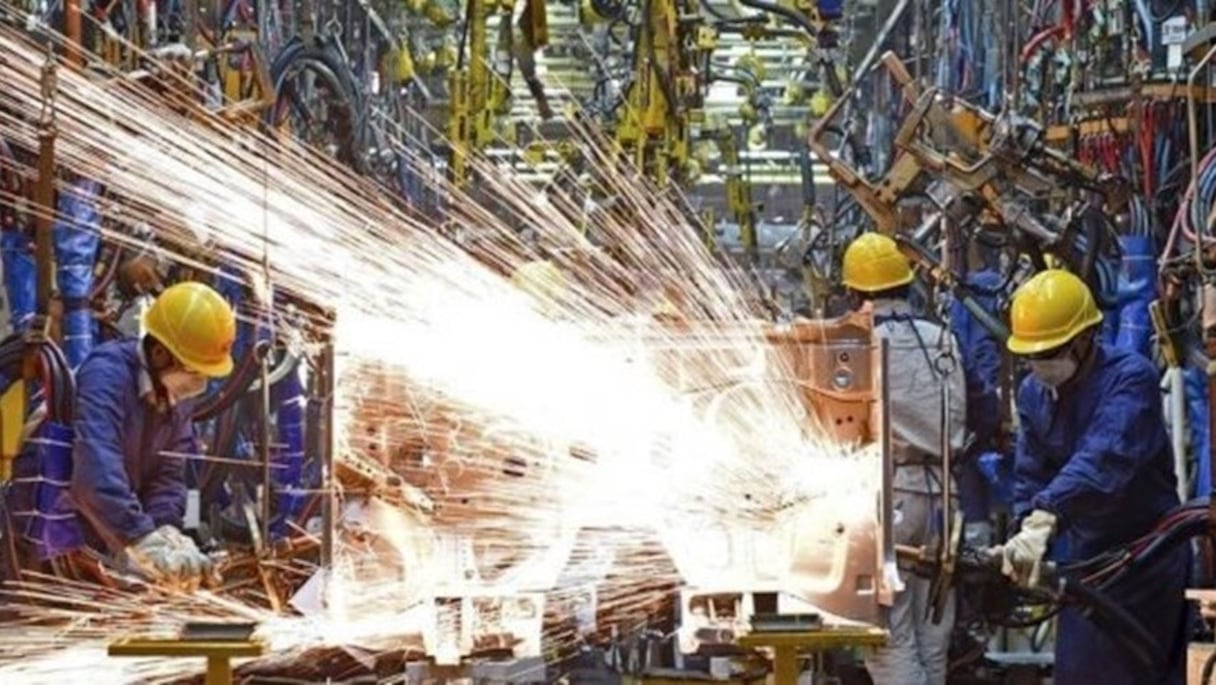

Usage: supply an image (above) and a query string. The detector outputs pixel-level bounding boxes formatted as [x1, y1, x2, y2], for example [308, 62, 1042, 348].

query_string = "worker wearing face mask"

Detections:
[998, 269, 1188, 684]
[843, 234, 967, 685]
[70, 281, 236, 591]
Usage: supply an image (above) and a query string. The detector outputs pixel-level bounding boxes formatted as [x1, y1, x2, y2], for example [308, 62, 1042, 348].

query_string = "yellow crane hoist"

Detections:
[447, 0, 551, 186]
[613, 0, 709, 187]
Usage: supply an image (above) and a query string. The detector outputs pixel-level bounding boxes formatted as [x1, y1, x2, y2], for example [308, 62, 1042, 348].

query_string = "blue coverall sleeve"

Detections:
[1013, 382, 1052, 520]
[965, 365, 1001, 447]
[70, 355, 156, 549]
[1028, 365, 1162, 523]
[949, 296, 1003, 446]
[144, 417, 195, 529]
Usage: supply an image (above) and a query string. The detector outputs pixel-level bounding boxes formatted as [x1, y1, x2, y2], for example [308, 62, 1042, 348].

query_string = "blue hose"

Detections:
[1187, 366, 1211, 500]
[976, 451, 1014, 505]
[53, 178, 101, 369]
[270, 366, 306, 538]
[1087, 255, 1123, 346]
[1114, 235, 1156, 358]
[12, 421, 83, 560]
[213, 267, 250, 359]
[1, 229, 35, 333]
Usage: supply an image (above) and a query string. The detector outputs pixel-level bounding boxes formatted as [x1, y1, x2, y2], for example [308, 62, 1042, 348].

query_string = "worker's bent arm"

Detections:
[1029, 364, 1162, 523]
[144, 417, 194, 529]
[70, 355, 156, 551]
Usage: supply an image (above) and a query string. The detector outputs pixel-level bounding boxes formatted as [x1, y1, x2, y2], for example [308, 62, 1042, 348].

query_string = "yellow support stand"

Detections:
[736, 626, 887, 684]
[108, 637, 268, 685]
[0, 381, 27, 482]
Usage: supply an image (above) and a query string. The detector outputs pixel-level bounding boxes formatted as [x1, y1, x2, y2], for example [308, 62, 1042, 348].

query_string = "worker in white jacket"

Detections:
[842, 233, 968, 685]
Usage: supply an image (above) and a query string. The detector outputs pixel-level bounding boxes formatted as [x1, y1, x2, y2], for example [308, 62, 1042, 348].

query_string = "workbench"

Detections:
[736, 626, 887, 684]
[108, 636, 267, 685]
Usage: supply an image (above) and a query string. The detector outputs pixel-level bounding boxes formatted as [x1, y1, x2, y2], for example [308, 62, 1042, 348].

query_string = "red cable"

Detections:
[1102, 135, 1119, 172]
[1020, 26, 1065, 64]
[1140, 102, 1155, 197]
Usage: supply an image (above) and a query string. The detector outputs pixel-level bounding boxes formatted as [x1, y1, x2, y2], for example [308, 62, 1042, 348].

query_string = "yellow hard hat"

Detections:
[841, 233, 914, 292]
[1007, 269, 1103, 355]
[510, 260, 567, 303]
[143, 281, 237, 378]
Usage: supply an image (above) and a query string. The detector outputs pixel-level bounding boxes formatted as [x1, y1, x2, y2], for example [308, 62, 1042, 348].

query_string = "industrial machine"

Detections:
[334, 309, 894, 673]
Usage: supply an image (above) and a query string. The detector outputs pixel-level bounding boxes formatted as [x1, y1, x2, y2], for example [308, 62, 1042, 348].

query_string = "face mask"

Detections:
[159, 369, 207, 405]
[1029, 357, 1077, 388]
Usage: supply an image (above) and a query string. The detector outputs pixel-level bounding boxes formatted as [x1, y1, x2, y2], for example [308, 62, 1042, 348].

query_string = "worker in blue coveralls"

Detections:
[71, 281, 236, 591]
[997, 269, 1188, 684]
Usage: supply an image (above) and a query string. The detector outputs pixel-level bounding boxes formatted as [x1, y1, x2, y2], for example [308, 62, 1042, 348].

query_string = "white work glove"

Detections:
[125, 526, 215, 592]
[998, 509, 1057, 587]
[161, 526, 217, 592]
[124, 526, 181, 584]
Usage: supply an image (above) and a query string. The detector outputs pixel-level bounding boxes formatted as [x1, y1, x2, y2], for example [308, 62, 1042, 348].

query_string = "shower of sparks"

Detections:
[0, 15, 880, 681]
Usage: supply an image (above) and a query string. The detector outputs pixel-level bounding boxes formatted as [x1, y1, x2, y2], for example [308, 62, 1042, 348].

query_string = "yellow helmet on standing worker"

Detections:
[142, 281, 237, 378]
[1007, 269, 1104, 355]
[841, 233, 915, 292]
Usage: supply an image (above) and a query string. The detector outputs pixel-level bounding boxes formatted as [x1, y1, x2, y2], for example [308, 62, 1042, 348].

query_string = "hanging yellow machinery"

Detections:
[447, 0, 551, 186]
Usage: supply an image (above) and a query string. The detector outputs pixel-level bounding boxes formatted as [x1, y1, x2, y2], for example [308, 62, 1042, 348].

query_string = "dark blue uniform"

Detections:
[1014, 344, 1188, 684]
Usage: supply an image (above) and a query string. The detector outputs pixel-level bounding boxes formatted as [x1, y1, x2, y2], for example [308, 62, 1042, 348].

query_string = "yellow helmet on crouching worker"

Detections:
[1007, 269, 1104, 355]
[841, 233, 914, 293]
[142, 281, 237, 378]
[510, 259, 567, 304]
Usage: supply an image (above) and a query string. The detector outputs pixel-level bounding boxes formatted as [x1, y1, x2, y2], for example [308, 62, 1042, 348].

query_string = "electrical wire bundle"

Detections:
[1062, 498, 1208, 590]
[1189, 148, 1216, 243]
[1126, 194, 1153, 238]
[934, 0, 1000, 109]
[0, 333, 74, 425]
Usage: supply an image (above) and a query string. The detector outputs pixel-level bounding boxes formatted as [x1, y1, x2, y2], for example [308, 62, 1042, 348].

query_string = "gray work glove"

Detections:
[995, 509, 1057, 587]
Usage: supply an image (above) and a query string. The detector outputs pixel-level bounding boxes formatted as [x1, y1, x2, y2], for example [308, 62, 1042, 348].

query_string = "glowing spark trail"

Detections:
[0, 14, 880, 680]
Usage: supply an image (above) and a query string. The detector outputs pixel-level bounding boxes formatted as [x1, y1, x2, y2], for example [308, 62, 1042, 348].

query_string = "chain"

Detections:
[37, 44, 57, 128]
